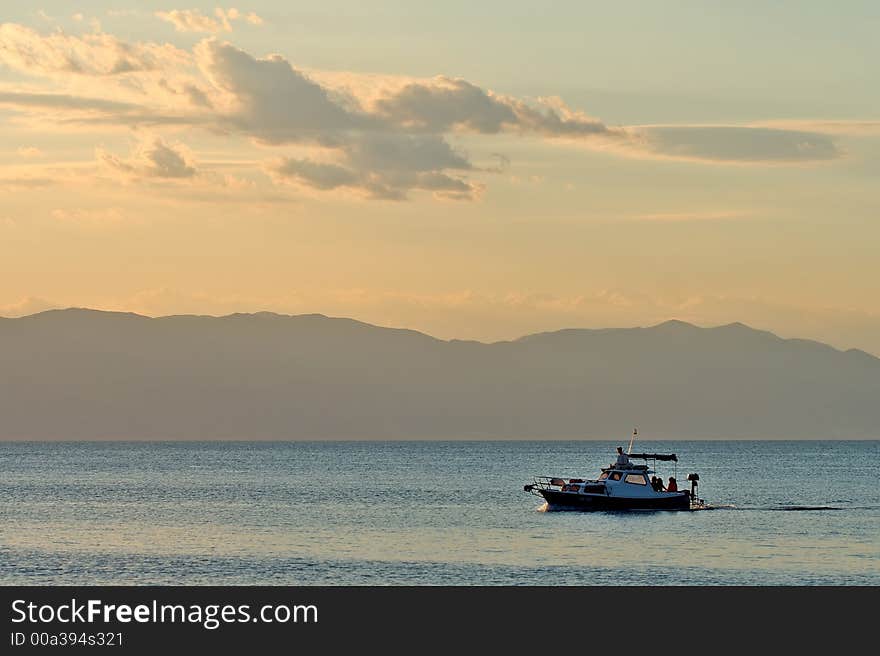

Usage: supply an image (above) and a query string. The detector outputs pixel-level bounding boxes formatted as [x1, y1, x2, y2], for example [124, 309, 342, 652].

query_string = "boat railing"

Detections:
[531, 476, 581, 488]
[523, 476, 557, 494]
[524, 476, 596, 495]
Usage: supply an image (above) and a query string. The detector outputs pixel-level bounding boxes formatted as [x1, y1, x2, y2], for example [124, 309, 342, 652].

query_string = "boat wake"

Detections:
[771, 505, 845, 511]
[711, 504, 864, 512]
[537, 502, 879, 513]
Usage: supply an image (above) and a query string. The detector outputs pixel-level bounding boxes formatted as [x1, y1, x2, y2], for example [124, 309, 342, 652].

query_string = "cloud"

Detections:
[156, 9, 264, 34]
[373, 77, 518, 133]
[0, 22, 187, 76]
[197, 41, 481, 199]
[0, 88, 210, 131]
[0, 23, 210, 126]
[750, 119, 880, 137]
[347, 133, 471, 172]
[157, 10, 230, 34]
[150, 77, 214, 110]
[269, 134, 479, 200]
[270, 154, 480, 201]
[192, 44, 839, 180]
[619, 125, 841, 164]
[372, 77, 624, 141]
[194, 39, 361, 143]
[510, 95, 623, 138]
[0, 23, 856, 204]
[0, 90, 141, 113]
[271, 158, 359, 190]
[98, 137, 197, 180]
[192, 42, 621, 169]
[0, 175, 55, 189]
[16, 146, 43, 158]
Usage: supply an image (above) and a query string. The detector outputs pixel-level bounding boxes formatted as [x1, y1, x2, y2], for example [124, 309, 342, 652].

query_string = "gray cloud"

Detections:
[346, 133, 471, 173]
[373, 77, 622, 140]
[195, 39, 361, 145]
[271, 135, 480, 201]
[374, 77, 517, 133]
[0, 90, 140, 113]
[99, 137, 197, 179]
[1, 24, 851, 203]
[271, 156, 479, 201]
[193, 43, 628, 199]
[197, 42, 483, 199]
[0, 90, 203, 130]
[156, 78, 215, 109]
[511, 98, 619, 137]
[183, 84, 213, 109]
[273, 159, 359, 190]
[636, 126, 841, 163]
[191, 41, 847, 195]
[362, 170, 478, 201]
[291, 134, 474, 199]
[142, 139, 197, 178]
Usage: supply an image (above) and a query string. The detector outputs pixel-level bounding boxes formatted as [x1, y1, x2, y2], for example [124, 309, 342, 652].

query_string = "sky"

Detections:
[1, 1, 878, 354]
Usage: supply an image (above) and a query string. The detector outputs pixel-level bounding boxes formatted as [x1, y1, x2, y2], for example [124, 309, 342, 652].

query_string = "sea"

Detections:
[1, 440, 877, 585]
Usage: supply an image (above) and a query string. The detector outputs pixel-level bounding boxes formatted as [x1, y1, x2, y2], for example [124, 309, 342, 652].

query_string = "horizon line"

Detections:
[0, 436, 878, 442]
[3, 305, 877, 359]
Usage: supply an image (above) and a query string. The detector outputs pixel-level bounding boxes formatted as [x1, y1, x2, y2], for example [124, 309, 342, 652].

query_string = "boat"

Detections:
[523, 433, 706, 511]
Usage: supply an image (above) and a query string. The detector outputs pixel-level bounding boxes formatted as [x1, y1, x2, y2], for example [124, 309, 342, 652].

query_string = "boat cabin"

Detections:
[556, 454, 684, 499]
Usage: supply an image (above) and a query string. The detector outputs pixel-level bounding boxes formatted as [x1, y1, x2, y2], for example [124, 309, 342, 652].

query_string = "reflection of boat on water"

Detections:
[524, 431, 706, 511]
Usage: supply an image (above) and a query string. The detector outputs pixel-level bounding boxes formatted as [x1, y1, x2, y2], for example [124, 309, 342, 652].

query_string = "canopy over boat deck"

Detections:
[627, 453, 677, 462]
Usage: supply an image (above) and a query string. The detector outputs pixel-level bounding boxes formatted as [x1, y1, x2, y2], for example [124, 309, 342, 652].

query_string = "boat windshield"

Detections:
[598, 471, 609, 480]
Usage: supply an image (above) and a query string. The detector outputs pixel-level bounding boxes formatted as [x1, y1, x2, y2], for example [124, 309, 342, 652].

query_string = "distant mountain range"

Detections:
[1, 308, 878, 439]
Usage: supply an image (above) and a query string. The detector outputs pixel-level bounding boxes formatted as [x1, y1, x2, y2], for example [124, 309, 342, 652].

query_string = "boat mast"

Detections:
[627, 427, 637, 454]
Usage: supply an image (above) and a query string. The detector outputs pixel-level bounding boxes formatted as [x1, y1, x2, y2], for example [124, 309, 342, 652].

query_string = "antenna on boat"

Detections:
[627, 428, 637, 454]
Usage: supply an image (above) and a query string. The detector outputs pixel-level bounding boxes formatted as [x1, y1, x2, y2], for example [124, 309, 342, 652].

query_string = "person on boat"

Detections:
[651, 476, 664, 492]
[666, 477, 678, 492]
[615, 447, 630, 467]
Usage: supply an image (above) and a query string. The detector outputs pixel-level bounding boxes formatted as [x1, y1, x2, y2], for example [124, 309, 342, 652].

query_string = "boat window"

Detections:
[598, 472, 609, 480]
[609, 472, 622, 481]
[624, 474, 647, 485]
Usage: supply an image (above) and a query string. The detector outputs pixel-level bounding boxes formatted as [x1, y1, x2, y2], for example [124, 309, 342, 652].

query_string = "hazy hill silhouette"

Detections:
[1, 309, 877, 439]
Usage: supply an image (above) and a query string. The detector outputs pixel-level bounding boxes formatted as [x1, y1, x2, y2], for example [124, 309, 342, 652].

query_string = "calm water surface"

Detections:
[1, 441, 878, 585]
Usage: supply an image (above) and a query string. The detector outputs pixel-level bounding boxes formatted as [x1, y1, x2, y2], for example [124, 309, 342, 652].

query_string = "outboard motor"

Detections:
[687, 473, 700, 498]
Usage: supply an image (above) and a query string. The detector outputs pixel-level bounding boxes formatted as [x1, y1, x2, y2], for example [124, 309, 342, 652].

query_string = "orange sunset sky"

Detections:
[2, 2, 878, 354]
